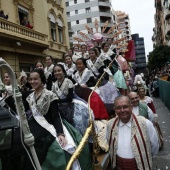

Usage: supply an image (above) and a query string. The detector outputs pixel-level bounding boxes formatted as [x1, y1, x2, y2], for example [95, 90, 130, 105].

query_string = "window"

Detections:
[86, 7, 90, 13]
[76, 20, 79, 24]
[20, 63, 34, 73]
[66, 2, 69, 6]
[18, 6, 29, 25]
[68, 22, 71, 28]
[85, 0, 89, 2]
[67, 12, 70, 16]
[57, 18, 63, 44]
[75, 10, 78, 14]
[74, 0, 77, 4]
[49, 13, 56, 41]
[87, 18, 92, 23]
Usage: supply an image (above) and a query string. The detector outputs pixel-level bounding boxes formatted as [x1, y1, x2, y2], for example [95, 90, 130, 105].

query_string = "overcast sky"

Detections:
[111, 0, 155, 57]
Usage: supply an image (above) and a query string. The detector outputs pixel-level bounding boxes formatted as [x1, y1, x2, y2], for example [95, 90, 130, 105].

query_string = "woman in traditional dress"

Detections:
[73, 58, 109, 120]
[52, 64, 90, 135]
[0, 73, 22, 113]
[138, 87, 158, 118]
[72, 58, 96, 87]
[80, 44, 89, 60]
[64, 54, 77, 79]
[101, 43, 127, 95]
[26, 68, 92, 170]
[35, 60, 54, 91]
[86, 48, 119, 104]
[35, 60, 44, 69]
[72, 46, 82, 63]
[44, 56, 55, 90]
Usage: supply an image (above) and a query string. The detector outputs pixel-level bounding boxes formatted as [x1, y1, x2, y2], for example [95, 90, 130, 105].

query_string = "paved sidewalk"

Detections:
[152, 97, 170, 170]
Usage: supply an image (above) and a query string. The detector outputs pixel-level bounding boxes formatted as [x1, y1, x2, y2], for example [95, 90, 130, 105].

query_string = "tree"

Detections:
[148, 45, 170, 69]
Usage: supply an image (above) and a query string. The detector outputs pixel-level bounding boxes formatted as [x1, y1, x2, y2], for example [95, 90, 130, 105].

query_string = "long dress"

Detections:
[52, 78, 91, 136]
[86, 58, 119, 104]
[100, 50, 127, 89]
[0, 89, 92, 170]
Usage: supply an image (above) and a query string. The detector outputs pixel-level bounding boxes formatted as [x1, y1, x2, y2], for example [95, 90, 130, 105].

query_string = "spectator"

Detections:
[0, 10, 8, 20]
[21, 16, 33, 29]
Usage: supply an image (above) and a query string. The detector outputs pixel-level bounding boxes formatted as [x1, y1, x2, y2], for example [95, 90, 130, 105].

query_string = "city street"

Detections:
[153, 97, 170, 170]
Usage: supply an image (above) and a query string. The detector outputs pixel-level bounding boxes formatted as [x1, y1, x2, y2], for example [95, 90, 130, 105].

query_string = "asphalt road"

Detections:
[152, 97, 170, 170]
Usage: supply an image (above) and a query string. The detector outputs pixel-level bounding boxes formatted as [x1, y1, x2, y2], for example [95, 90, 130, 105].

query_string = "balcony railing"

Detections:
[0, 18, 48, 45]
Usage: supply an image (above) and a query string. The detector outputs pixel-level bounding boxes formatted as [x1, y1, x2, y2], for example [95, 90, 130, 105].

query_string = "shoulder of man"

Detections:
[107, 117, 119, 129]
[134, 114, 148, 126]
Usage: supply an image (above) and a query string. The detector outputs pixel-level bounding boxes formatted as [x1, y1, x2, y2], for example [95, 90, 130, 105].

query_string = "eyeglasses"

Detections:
[114, 105, 130, 111]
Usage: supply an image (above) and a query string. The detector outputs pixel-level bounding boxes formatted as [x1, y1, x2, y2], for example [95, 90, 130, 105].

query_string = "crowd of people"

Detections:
[0, 39, 161, 170]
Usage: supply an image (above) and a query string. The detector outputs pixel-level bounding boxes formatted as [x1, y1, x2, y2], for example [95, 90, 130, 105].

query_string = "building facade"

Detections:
[0, 0, 69, 74]
[151, 0, 170, 47]
[115, 11, 131, 41]
[65, 0, 115, 44]
[131, 34, 146, 72]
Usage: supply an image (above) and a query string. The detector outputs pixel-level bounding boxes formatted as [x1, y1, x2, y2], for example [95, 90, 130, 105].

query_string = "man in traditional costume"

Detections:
[128, 92, 154, 122]
[107, 96, 159, 170]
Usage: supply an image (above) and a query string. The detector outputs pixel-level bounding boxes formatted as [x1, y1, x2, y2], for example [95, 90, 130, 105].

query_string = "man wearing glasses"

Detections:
[107, 96, 159, 170]
[128, 92, 154, 122]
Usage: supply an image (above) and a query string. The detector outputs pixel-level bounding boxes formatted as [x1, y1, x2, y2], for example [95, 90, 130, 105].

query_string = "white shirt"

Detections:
[116, 117, 159, 158]
[117, 119, 134, 158]
[132, 105, 154, 122]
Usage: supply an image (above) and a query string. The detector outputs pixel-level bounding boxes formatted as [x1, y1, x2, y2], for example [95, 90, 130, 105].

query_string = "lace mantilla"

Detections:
[27, 88, 58, 115]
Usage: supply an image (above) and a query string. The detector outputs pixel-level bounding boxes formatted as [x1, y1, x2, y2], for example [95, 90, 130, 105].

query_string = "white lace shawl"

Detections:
[143, 96, 153, 104]
[44, 64, 54, 79]
[73, 68, 94, 85]
[52, 78, 74, 99]
[26, 88, 58, 115]
[101, 49, 114, 61]
[72, 52, 82, 63]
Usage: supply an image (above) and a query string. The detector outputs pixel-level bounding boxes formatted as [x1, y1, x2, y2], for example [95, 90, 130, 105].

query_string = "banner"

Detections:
[125, 40, 136, 62]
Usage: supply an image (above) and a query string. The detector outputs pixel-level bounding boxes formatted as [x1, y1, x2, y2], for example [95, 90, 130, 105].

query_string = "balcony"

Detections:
[99, 12, 112, 17]
[98, 1, 110, 7]
[0, 18, 48, 47]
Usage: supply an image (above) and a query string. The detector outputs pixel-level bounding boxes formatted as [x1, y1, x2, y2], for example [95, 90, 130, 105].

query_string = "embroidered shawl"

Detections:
[101, 49, 114, 61]
[26, 88, 58, 115]
[44, 64, 54, 79]
[52, 78, 74, 99]
[73, 68, 94, 85]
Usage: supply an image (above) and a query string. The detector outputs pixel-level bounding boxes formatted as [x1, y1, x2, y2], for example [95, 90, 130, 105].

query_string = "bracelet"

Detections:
[57, 133, 65, 137]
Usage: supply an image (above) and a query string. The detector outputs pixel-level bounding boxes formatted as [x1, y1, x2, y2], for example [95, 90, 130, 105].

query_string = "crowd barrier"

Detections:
[158, 79, 170, 110]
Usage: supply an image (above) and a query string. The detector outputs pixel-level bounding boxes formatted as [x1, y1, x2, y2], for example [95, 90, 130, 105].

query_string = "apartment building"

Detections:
[65, 0, 116, 44]
[0, 0, 69, 74]
[115, 11, 131, 41]
[131, 34, 147, 72]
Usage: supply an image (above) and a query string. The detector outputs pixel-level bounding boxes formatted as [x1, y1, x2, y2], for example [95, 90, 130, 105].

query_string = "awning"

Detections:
[57, 18, 63, 27]
[165, 14, 170, 20]
[18, 5, 29, 14]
